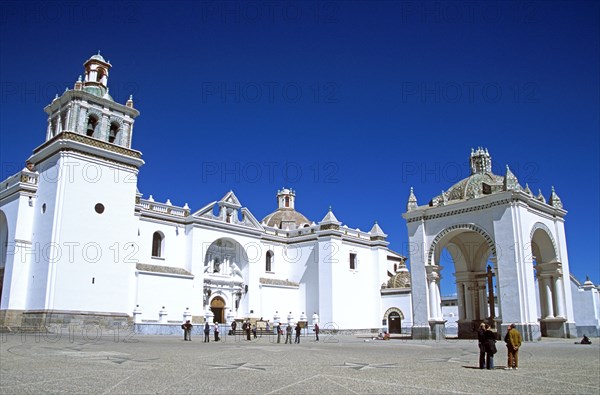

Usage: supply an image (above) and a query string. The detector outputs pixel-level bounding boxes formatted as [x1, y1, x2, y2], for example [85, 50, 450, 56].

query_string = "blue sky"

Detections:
[1, 1, 598, 294]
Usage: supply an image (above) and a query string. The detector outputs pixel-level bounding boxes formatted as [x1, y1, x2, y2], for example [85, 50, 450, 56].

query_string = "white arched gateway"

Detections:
[403, 148, 576, 341]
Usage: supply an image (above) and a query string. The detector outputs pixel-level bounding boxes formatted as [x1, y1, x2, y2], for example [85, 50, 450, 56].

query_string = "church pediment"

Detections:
[190, 193, 264, 231]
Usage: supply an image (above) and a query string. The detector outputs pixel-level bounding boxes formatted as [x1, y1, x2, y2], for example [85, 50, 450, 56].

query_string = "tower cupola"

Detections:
[277, 188, 296, 209]
[82, 51, 112, 99]
[470, 147, 492, 174]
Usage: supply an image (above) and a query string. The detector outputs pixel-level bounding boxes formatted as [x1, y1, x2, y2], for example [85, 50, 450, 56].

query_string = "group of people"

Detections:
[182, 320, 321, 343]
[477, 322, 522, 370]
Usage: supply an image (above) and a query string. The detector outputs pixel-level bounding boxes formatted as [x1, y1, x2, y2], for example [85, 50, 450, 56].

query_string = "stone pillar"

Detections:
[312, 312, 319, 325]
[183, 307, 191, 322]
[159, 306, 168, 324]
[464, 282, 473, 320]
[426, 266, 442, 320]
[478, 282, 487, 320]
[205, 308, 214, 324]
[554, 275, 566, 319]
[456, 283, 466, 320]
[544, 277, 554, 318]
[133, 305, 142, 324]
[287, 312, 294, 326]
[226, 309, 235, 324]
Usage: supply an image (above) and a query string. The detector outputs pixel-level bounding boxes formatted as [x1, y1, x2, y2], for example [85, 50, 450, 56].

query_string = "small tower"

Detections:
[469, 147, 492, 174]
[82, 52, 111, 98]
[44, 52, 138, 148]
[277, 188, 296, 209]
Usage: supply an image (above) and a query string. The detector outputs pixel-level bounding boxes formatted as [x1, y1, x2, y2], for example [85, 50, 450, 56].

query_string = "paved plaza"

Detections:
[1, 330, 599, 394]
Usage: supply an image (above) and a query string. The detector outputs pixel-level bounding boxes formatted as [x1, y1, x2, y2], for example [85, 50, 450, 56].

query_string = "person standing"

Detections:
[245, 320, 252, 340]
[231, 320, 237, 336]
[294, 323, 301, 344]
[504, 323, 522, 370]
[277, 323, 282, 343]
[214, 322, 220, 342]
[204, 321, 210, 343]
[484, 324, 497, 370]
[252, 323, 257, 339]
[182, 320, 193, 341]
[477, 322, 486, 369]
[285, 324, 292, 344]
[314, 323, 320, 342]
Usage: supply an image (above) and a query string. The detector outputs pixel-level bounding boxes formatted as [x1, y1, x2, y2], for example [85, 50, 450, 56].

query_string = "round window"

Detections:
[94, 203, 105, 214]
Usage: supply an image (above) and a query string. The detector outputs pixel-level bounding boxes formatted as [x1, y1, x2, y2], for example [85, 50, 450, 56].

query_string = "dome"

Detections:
[262, 209, 310, 230]
[429, 148, 507, 205]
[262, 188, 311, 229]
[387, 271, 411, 288]
[441, 171, 504, 202]
[90, 54, 106, 62]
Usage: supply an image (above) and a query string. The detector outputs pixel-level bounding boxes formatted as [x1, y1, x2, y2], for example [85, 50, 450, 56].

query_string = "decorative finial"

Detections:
[77, 75, 82, 82]
[328, 205, 332, 211]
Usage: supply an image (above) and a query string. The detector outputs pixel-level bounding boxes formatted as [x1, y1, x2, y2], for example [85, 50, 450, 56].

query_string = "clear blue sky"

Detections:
[1, 1, 598, 294]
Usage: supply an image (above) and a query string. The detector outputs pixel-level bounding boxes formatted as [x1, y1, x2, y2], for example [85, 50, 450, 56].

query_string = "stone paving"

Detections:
[1, 330, 598, 394]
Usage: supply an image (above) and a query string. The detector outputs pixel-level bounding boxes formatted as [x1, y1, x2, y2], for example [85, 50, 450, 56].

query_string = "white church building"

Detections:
[0, 55, 412, 335]
[0, 55, 597, 339]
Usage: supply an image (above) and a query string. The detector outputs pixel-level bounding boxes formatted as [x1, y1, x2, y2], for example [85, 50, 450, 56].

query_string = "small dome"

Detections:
[262, 209, 310, 230]
[387, 271, 411, 288]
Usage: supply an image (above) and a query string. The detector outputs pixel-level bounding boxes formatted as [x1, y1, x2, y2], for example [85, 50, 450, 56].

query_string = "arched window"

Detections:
[96, 68, 105, 83]
[86, 115, 98, 137]
[152, 231, 164, 258]
[266, 251, 274, 272]
[108, 122, 120, 144]
[285, 196, 290, 207]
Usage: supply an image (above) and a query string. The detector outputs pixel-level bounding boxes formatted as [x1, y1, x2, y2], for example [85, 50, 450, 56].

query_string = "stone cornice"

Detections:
[28, 131, 144, 168]
[403, 190, 567, 223]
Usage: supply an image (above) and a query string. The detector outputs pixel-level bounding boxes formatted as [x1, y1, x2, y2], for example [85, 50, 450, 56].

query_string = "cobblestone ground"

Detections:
[1, 331, 599, 394]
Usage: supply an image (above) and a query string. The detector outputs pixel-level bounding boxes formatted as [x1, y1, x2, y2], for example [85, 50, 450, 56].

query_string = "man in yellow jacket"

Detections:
[504, 323, 522, 369]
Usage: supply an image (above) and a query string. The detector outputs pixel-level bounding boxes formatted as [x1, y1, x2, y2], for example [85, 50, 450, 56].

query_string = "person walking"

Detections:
[182, 320, 193, 341]
[294, 323, 301, 344]
[504, 323, 522, 370]
[477, 322, 486, 369]
[314, 323, 320, 342]
[204, 321, 210, 343]
[231, 320, 237, 336]
[484, 324, 497, 370]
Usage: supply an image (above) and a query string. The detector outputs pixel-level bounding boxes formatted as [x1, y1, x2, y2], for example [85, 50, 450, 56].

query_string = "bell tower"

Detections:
[44, 52, 137, 148]
[20, 54, 144, 327]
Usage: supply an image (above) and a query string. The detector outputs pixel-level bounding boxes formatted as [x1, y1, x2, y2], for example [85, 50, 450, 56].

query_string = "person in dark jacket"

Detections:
[204, 321, 210, 343]
[484, 324, 497, 370]
[294, 323, 302, 344]
[477, 322, 486, 369]
[182, 320, 193, 341]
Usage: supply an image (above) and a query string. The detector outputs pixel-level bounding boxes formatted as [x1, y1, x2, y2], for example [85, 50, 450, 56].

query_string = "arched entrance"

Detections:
[531, 223, 569, 337]
[383, 307, 405, 334]
[203, 238, 248, 318]
[210, 296, 225, 324]
[428, 225, 497, 339]
[389, 312, 401, 333]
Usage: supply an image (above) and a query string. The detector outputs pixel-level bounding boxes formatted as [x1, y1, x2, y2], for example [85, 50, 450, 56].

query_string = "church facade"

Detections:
[0, 55, 412, 334]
